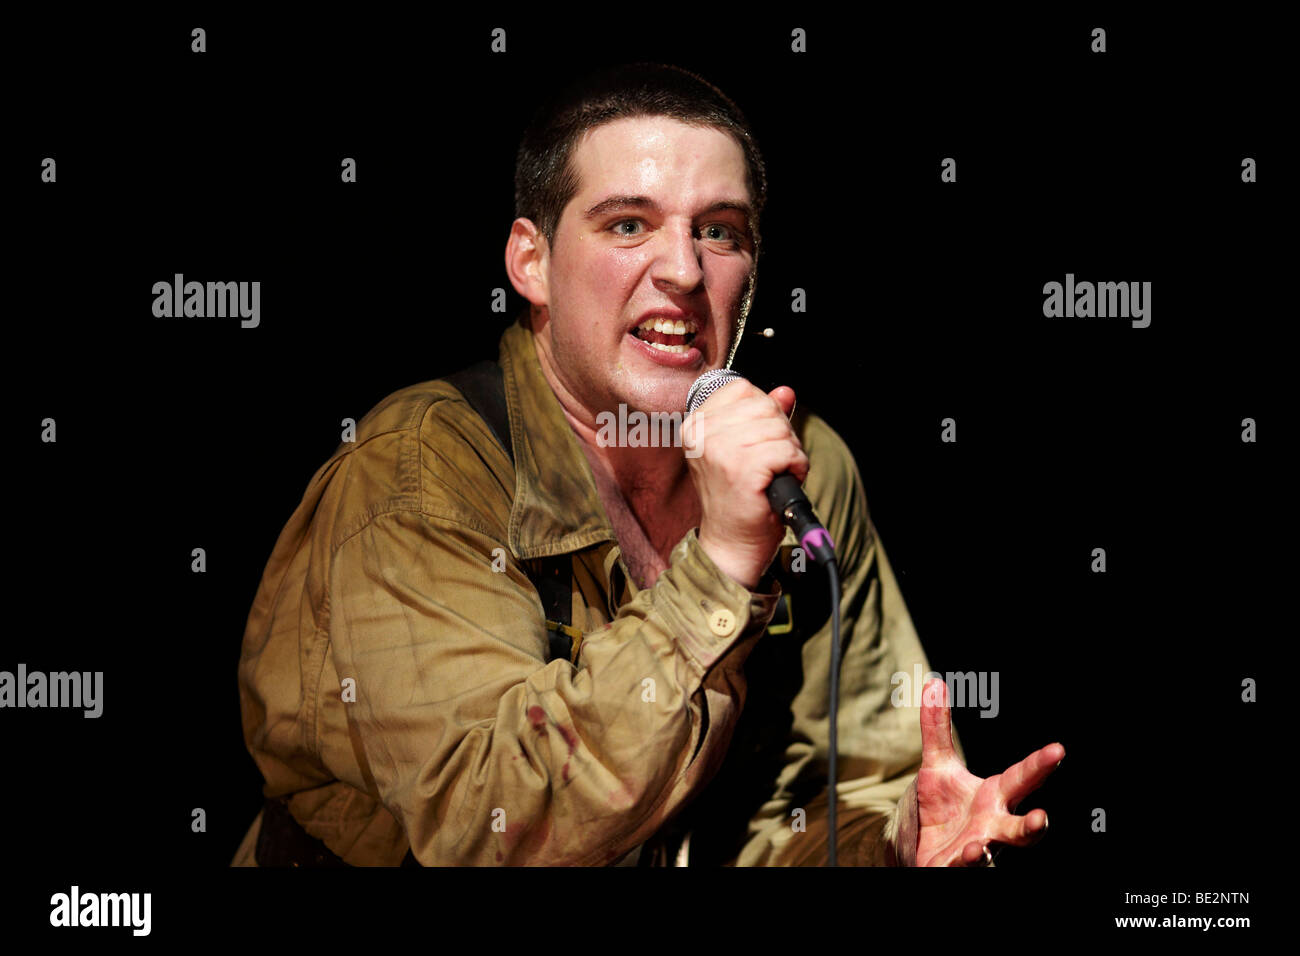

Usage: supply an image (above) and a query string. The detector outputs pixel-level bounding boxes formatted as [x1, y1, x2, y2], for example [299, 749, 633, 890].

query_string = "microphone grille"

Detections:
[686, 368, 742, 414]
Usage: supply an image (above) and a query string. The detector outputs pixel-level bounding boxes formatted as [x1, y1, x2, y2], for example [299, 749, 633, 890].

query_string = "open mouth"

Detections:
[629, 317, 699, 354]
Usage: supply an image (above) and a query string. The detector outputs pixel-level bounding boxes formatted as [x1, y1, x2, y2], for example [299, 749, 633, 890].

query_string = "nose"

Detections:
[650, 222, 705, 295]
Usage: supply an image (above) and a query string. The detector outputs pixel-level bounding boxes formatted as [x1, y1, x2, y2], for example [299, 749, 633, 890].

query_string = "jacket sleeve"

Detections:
[732, 416, 964, 866]
[326, 508, 781, 866]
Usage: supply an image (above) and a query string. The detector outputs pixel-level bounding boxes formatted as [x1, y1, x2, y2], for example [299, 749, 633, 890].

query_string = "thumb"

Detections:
[919, 678, 957, 769]
[768, 385, 797, 419]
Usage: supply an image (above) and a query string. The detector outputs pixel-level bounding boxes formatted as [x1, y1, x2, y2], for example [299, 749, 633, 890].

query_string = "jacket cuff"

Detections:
[884, 776, 919, 866]
[653, 528, 783, 676]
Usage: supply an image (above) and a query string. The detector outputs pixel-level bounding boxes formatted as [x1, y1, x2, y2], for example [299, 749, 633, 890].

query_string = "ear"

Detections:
[504, 218, 550, 309]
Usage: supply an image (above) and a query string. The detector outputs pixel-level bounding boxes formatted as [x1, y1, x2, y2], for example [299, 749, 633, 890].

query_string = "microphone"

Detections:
[686, 369, 837, 566]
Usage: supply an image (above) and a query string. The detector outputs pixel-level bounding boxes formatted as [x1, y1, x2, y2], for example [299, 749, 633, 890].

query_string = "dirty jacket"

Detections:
[235, 315, 945, 866]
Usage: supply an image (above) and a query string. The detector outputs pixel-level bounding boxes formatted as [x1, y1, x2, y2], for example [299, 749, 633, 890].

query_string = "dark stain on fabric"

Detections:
[557, 724, 579, 782]
[527, 705, 548, 735]
[556, 724, 578, 754]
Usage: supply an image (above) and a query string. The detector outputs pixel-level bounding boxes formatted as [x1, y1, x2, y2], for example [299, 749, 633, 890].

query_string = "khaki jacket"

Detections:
[233, 316, 948, 866]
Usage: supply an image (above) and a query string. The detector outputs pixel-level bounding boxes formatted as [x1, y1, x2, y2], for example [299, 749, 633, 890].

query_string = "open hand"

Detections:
[912, 678, 1063, 867]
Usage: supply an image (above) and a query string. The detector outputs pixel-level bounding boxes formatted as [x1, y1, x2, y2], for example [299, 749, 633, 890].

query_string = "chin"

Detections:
[624, 380, 692, 415]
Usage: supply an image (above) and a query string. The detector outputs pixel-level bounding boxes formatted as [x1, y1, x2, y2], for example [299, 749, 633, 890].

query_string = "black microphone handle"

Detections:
[765, 473, 836, 565]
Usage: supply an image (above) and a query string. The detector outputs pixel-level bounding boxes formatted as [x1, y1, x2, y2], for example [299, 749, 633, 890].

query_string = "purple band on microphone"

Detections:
[800, 528, 834, 552]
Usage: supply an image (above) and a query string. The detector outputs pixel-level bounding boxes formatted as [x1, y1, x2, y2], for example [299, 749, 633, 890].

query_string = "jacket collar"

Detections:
[499, 316, 617, 561]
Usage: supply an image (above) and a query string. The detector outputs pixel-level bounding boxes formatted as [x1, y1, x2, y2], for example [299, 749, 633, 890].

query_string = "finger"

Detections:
[702, 378, 750, 406]
[993, 808, 1050, 848]
[958, 841, 990, 867]
[767, 386, 796, 418]
[732, 416, 801, 448]
[997, 742, 1065, 808]
[919, 678, 957, 769]
[745, 442, 811, 493]
[790, 450, 810, 483]
[705, 395, 796, 431]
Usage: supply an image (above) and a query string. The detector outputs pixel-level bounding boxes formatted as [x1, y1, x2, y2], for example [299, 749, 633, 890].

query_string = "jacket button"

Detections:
[708, 608, 737, 637]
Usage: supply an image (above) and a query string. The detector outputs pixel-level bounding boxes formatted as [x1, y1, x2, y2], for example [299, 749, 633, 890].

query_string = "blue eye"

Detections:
[608, 219, 742, 246]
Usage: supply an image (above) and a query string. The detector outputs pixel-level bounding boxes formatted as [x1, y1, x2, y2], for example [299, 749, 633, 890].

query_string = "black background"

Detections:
[7, 7, 1280, 941]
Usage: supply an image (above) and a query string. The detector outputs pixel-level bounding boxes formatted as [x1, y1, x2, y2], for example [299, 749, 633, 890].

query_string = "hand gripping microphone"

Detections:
[685, 367, 847, 867]
[685, 369, 837, 565]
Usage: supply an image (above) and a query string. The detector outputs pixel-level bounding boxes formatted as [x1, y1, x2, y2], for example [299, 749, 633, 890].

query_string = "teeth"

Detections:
[649, 342, 688, 353]
[637, 317, 698, 333]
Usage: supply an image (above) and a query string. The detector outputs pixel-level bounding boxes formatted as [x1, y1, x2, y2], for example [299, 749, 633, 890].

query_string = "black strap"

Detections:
[445, 360, 575, 654]
[446, 360, 513, 466]
[535, 555, 576, 663]
[255, 797, 419, 867]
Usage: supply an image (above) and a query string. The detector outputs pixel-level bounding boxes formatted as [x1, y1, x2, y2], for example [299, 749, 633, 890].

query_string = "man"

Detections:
[233, 63, 1062, 867]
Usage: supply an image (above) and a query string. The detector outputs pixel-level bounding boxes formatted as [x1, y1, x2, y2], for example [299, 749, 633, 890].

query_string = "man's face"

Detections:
[530, 116, 756, 419]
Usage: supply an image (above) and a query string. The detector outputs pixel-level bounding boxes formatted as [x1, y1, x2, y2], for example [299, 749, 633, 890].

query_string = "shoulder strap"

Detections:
[445, 360, 578, 664]
[445, 360, 513, 466]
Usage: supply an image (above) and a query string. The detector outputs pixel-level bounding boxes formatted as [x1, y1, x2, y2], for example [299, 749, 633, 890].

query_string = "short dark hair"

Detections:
[513, 63, 768, 260]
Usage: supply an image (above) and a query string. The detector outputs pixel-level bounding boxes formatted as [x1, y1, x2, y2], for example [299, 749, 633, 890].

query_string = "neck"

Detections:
[557, 387, 694, 524]
[532, 327, 698, 533]
[574, 423, 694, 524]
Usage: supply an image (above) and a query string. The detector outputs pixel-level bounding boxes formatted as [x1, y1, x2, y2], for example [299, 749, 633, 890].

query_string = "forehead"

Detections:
[569, 116, 748, 199]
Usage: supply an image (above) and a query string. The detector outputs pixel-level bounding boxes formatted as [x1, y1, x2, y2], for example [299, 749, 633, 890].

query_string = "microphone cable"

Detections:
[825, 557, 841, 866]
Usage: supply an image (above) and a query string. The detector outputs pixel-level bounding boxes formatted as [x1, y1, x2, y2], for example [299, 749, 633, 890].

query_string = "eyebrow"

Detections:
[581, 194, 754, 224]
